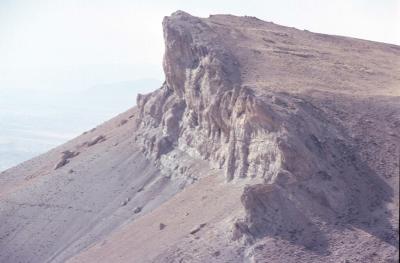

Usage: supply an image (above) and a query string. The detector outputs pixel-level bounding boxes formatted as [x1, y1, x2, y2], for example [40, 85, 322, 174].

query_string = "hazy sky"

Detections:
[0, 0, 399, 91]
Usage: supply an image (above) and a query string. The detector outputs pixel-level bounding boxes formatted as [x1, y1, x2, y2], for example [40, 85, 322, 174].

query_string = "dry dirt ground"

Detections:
[0, 11, 399, 263]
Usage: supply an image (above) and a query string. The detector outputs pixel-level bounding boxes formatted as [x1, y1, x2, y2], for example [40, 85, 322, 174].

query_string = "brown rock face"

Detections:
[0, 11, 398, 263]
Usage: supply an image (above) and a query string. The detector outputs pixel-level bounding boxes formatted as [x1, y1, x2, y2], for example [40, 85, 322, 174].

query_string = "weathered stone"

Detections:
[86, 135, 106, 147]
[159, 223, 166, 230]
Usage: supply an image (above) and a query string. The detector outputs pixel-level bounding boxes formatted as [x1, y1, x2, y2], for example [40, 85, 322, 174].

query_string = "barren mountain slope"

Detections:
[1, 11, 399, 263]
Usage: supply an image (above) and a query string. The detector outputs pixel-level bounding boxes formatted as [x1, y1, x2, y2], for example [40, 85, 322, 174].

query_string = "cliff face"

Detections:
[133, 10, 399, 261]
[0, 11, 399, 263]
[137, 12, 299, 182]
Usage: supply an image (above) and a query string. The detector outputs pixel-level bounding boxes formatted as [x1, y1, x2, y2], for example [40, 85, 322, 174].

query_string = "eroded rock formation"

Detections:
[133, 10, 399, 258]
[1, 11, 398, 263]
[136, 12, 286, 182]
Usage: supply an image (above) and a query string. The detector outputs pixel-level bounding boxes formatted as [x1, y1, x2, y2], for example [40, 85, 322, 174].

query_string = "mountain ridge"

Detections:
[0, 11, 399, 263]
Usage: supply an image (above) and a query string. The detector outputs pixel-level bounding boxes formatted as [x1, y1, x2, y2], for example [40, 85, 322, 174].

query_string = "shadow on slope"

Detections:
[234, 92, 398, 254]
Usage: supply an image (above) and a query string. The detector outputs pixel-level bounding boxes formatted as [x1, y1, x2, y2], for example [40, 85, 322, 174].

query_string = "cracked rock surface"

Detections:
[1, 11, 399, 263]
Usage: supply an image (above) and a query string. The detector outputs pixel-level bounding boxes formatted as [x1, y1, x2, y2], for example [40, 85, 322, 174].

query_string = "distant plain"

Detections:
[0, 78, 160, 171]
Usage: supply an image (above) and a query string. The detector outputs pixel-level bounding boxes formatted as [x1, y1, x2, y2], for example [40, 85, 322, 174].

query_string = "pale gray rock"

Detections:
[133, 206, 142, 214]
[1, 10, 398, 263]
[86, 135, 106, 147]
[189, 223, 207, 235]
[54, 150, 80, 169]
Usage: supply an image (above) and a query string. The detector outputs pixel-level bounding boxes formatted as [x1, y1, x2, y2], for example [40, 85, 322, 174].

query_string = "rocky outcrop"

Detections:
[136, 11, 286, 182]
[54, 150, 80, 169]
[133, 11, 399, 256]
[86, 135, 106, 147]
[2, 11, 398, 263]
[135, 12, 343, 185]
